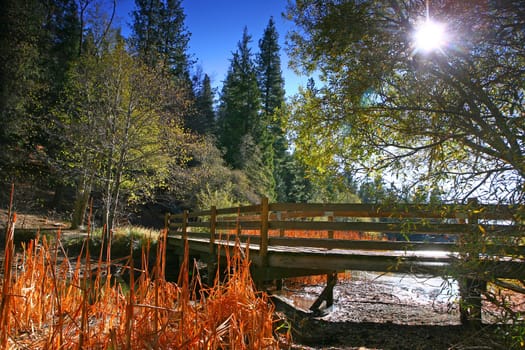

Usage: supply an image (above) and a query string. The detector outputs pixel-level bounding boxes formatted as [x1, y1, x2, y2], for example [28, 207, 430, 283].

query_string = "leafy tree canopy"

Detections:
[286, 0, 525, 203]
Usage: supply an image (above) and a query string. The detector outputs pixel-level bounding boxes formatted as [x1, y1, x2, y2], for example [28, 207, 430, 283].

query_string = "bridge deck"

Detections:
[168, 234, 524, 281]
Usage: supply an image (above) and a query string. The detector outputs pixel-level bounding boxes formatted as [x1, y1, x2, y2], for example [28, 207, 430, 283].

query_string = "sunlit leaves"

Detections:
[286, 0, 525, 202]
[58, 38, 192, 230]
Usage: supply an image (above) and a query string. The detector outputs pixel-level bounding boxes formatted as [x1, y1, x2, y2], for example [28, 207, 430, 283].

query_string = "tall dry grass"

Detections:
[0, 211, 279, 348]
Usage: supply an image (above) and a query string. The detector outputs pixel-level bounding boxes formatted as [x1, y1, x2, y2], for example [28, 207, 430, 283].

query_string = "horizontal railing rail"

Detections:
[167, 199, 524, 246]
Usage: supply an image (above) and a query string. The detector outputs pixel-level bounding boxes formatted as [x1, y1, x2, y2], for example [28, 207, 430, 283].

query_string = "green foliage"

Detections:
[215, 26, 281, 202]
[256, 18, 290, 202]
[217, 27, 261, 169]
[287, 7, 525, 334]
[240, 134, 276, 201]
[499, 321, 525, 349]
[286, 0, 525, 202]
[287, 80, 354, 178]
[188, 73, 216, 135]
[0, 0, 80, 184]
[131, 0, 192, 81]
[62, 225, 161, 264]
[56, 34, 192, 232]
[168, 136, 259, 208]
[196, 182, 246, 210]
[275, 152, 314, 203]
[357, 176, 394, 204]
[308, 172, 360, 204]
[256, 17, 286, 119]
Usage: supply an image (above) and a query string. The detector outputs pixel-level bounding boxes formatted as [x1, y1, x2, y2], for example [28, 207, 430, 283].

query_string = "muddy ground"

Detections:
[271, 275, 520, 350]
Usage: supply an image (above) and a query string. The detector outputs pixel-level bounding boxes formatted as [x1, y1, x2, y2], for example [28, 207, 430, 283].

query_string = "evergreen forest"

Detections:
[1, 0, 524, 232]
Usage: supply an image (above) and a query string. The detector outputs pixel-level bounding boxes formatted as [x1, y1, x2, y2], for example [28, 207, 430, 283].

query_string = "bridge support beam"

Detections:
[459, 278, 486, 328]
[309, 271, 337, 315]
[207, 206, 218, 285]
[459, 198, 486, 328]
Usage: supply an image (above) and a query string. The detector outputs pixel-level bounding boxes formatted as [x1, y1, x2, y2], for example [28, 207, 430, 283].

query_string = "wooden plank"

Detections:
[268, 220, 470, 235]
[168, 235, 525, 279]
[474, 204, 524, 220]
[210, 206, 217, 252]
[266, 252, 449, 276]
[186, 220, 268, 230]
[170, 233, 523, 255]
[215, 221, 261, 230]
[170, 202, 522, 222]
[165, 198, 525, 287]
[208, 215, 261, 223]
[310, 272, 337, 312]
[182, 210, 188, 240]
[250, 266, 334, 281]
[268, 237, 457, 251]
[182, 232, 210, 240]
[168, 213, 183, 220]
[185, 222, 210, 228]
[476, 224, 524, 236]
[173, 220, 521, 237]
[215, 204, 261, 215]
[188, 210, 212, 218]
[269, 203, 463, 219]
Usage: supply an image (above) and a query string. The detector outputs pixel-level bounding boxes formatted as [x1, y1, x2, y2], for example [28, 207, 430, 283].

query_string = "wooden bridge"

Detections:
[166, 198, 524, 325]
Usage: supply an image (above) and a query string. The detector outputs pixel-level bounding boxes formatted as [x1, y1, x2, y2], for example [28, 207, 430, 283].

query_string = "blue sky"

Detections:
[114, 0, 307, 97]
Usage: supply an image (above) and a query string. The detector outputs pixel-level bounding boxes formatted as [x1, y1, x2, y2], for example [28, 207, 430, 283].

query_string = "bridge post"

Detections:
[255, 197, 270, 290]
[459, 198, 485, 327]
[208, 206, 217, 284]
[309, 271, 337, 315]
[178, 210, 189, 273]
[326, 212, 334, 239]
[259, 197, 269, 267]
[182, 210, 189, 240]
[164, 212, 170, 230]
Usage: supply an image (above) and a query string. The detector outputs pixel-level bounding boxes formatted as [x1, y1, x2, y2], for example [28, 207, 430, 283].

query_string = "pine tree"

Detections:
[131, 0, 192, 80]
[279, 154, 313, 202]
[190, 73, 216, 135]
[240, 134, 275, 200]
[0, 0, 80, 185]
[0, 0, 43, 180]
[42, 0, 81, 104]
[217, 27, 261, 169]
[256, 17, 288, 201]
[256, 17, 285, 118]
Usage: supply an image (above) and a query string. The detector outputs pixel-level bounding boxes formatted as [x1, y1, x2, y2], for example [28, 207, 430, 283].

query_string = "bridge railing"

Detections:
[166, 198, 524, 259]
[166, 198, 524, 326]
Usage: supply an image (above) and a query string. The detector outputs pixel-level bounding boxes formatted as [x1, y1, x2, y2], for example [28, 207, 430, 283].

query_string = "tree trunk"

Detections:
[103, 144, 126, 240]
[71, 175, 92, 229]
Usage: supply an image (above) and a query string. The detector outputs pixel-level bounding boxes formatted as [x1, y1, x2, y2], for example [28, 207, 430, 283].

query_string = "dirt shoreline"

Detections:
[272, 277, 514, 349]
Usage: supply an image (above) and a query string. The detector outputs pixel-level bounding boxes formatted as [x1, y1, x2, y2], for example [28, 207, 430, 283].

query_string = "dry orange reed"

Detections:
[0, 217, 278, 348]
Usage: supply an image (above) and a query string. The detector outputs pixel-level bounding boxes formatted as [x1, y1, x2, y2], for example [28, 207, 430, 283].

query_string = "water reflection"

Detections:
[350, 271, 459, 304]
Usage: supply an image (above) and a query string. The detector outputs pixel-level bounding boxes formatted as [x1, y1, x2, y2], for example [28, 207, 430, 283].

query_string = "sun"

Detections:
[413, 19, 447, 54]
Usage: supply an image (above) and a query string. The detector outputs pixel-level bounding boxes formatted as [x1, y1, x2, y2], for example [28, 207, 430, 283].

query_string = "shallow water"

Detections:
[274, 270, 462, 325]
[350, 271, 459, 304]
